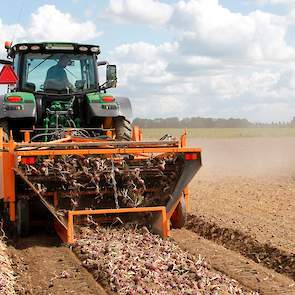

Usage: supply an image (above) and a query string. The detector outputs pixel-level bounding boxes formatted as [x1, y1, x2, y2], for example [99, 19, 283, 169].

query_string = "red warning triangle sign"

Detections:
[0, 65, 18, 85]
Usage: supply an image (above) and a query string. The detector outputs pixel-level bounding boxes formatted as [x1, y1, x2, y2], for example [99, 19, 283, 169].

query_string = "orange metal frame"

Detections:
[0, 127, 200, 243]
[57, 207, 168, 244]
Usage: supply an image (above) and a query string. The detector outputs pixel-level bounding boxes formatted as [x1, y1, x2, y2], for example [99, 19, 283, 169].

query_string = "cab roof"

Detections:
[9, 42, 101, 57]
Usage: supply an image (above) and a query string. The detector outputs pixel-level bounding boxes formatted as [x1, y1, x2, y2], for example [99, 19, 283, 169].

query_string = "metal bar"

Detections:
[70, 137, 112, 143]
[24, 131, 31, 143]
[180, 130, 187, 147]
[7, 143, 16, 221]
[14, 168, 67, 227]
[66, 206, 168, 243]
[25, 127, 115, 131]
[0, 128, 3, 151]
[45, 136, 73, 144]
[53, 191, 58, 208]
[70, 206, 166, 216]
[183, 186, 189, 212]
[166, 156, 202, 214]
[16, 147, 202, 157]
[15, 140, 179, 148]
[54, 219, 69, 244]
[67, 212, 74, 244]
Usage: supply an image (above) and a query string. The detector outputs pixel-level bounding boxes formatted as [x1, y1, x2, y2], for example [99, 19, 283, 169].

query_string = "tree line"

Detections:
[133, 117, 295, 128]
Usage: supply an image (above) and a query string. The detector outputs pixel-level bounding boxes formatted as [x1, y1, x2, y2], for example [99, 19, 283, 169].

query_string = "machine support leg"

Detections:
[183, 186, 189, 212]
[53, 192, 58, 208]
[9, 202, 15, 222]
[67, 212, 74, 244]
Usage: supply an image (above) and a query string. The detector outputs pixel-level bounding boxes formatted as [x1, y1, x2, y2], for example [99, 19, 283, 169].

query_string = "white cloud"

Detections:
[106, 0, 173, 25]
[104, 0, 295, 122]
[0, 4, 102, 59]
[170, 0, 294, 61]
[1, 1, 294, 122]
[253, 0, 295, 5]
[107, 0, 295, 61]
[0, 20, 25, 58]
[110, 43, 295, 122]
[0, 4, 101, 56]
[28, 5, 101, 42]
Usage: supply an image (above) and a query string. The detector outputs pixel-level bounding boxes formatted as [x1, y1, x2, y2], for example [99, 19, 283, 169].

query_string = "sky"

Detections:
[0, 0, 295, 122]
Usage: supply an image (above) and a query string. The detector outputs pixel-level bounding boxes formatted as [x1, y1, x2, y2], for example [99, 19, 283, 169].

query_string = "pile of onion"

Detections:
[0, 239, 15, 295]
[74, 225, 257, 295]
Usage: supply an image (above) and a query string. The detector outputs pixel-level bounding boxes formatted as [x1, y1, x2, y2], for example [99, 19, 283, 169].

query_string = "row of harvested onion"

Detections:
[74, 225, 258, 295]
[0, 237, 15, 295]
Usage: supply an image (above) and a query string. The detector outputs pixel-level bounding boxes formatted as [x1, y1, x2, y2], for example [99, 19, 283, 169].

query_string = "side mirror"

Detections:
[106, 65, 117, 88]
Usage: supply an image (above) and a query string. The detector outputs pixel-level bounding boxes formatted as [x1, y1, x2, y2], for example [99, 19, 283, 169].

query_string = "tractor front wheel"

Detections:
[16, 199, 30, 237]
[114, 117, 132, 141]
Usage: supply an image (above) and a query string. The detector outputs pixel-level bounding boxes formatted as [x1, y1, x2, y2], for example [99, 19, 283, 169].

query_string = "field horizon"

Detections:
[142, 127, 295, 139]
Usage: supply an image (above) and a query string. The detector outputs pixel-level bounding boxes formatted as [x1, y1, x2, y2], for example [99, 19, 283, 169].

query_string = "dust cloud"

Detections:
[189, 138, 295, 179]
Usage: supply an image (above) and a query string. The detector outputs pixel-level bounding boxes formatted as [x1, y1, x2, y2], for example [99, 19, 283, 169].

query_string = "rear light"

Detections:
[21, 157, 36, 165]
[7, 96, 23, 103]
[102, 96, 115, 103]
[185, 153, 198, 161]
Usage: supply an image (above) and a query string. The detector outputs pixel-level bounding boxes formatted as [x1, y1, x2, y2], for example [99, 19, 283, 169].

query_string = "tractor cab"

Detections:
[0, 42, 132, 141]
[8, 42, 104, 94]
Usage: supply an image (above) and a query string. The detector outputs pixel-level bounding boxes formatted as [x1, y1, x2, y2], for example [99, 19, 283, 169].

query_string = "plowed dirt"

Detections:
[186, 138, 295, 281]
[5, 137, 295, 294]
[172, 229, 295, 294]
[8, 235, 106, 295]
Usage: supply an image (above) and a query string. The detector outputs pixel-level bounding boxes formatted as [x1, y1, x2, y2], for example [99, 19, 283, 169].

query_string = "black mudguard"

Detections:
[0, 94, 37, 122]
[88, 96, 132, 121]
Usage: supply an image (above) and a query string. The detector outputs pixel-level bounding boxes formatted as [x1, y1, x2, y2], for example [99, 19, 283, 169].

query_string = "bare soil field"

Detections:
[185, 138, 295, 281]
[2, 134, 294, 294]
[143, 128, 295, 139]
[172, 229, 295, 294]
[8, 235, 106, 295]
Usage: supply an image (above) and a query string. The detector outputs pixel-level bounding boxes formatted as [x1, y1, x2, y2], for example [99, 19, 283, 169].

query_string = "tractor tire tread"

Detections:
[115, 117, 132, 141]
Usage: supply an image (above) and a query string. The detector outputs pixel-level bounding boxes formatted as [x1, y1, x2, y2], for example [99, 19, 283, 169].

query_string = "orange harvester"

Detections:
[0, 128, 201, 243]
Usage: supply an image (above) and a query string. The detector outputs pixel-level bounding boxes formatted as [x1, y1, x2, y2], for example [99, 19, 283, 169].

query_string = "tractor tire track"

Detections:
[186, 214, 295, 280]
[172, 229, 295, 295]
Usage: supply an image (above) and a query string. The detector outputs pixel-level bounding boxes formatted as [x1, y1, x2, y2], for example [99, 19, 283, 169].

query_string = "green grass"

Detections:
[142, 128, 295, 139]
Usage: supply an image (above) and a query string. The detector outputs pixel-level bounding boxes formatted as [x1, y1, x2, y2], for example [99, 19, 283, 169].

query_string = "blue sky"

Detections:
[1, 0, 295, 122]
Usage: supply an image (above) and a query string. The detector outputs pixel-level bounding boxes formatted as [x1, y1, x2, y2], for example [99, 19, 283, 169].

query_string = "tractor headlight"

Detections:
[18, 45, 28, 50]
[31, 45, 40, 50]
[79, 46, 88, 52]
[90, 47, 100, 53]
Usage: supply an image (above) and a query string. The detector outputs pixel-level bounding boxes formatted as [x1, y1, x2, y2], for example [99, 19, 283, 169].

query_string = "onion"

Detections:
[74, 225, 258, 295]
[0, 235, 16, 295]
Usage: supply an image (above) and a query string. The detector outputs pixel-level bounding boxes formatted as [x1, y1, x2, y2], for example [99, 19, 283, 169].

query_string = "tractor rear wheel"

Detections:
[16, 199, 30, 237]
[114, 117, 132, 141]
[170, 195, 187, 229]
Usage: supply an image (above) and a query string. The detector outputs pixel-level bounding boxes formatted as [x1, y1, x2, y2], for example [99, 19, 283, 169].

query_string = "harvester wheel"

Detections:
[170, 195, 187, 229]
[114, 117, 132, 141]
[16, 199, 30, 237]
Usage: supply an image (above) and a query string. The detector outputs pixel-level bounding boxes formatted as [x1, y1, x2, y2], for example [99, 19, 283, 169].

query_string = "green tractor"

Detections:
[0, 42, 132, 141]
